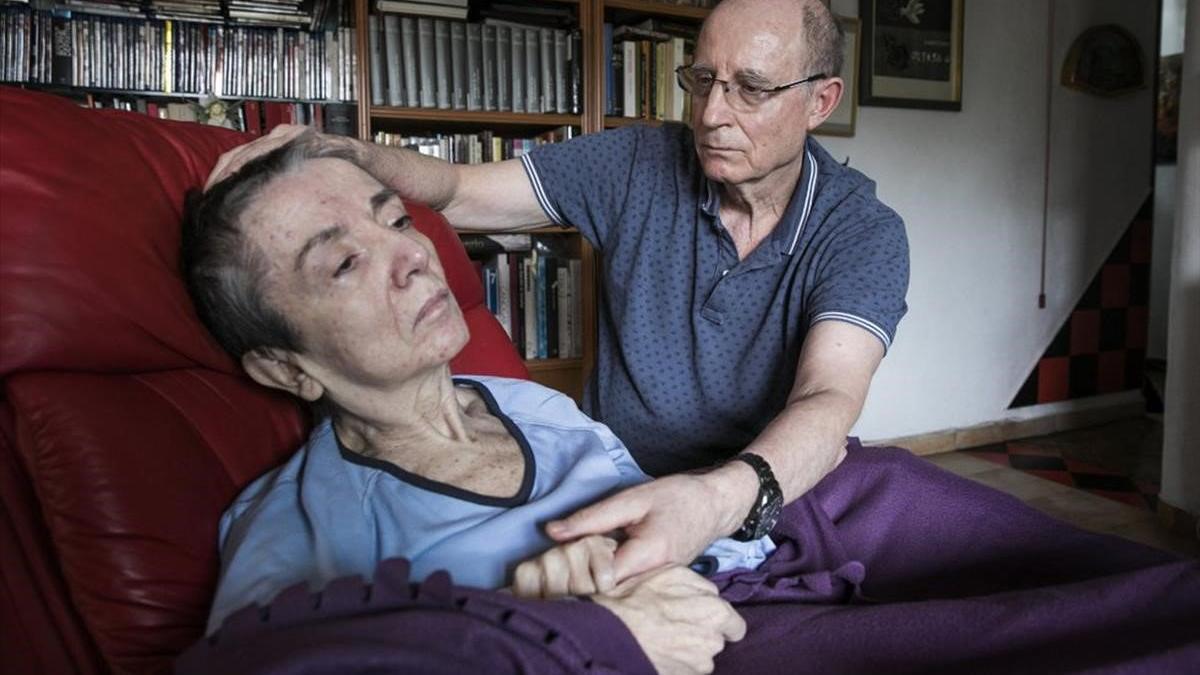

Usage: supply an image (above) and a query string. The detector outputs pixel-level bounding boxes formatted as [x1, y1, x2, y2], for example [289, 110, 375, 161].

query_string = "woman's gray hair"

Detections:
[181, 132, 360, 361]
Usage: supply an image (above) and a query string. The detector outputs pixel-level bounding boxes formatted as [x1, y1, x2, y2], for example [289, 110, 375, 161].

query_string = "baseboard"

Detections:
[865, 391, 1146, 456]
[1157, 498, 1200, 543]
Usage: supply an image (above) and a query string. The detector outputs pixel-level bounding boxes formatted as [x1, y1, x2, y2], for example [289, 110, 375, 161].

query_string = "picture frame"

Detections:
[859, 0, 964, 111]
[814, 16, 860, 136]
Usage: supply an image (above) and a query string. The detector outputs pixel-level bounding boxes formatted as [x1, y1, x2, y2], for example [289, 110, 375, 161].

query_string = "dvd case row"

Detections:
[368, 14, 581, 115]
[0, 6, 357, 101]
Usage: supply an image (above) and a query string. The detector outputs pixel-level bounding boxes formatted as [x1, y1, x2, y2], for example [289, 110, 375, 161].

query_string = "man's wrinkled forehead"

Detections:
[698, 0, 810, 68]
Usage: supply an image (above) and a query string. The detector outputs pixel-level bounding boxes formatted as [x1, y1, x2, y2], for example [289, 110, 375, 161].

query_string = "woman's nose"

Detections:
[390, 236, 430, 287]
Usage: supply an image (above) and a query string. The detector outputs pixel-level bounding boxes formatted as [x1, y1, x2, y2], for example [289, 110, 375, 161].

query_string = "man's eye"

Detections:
[390, 215, 412, 230]
[694, 73, 715, 86]
[739, 82, 766, 96]
[333, 255, 357, 278]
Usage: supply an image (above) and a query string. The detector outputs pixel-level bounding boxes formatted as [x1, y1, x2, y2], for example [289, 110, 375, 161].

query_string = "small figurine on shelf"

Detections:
[198, 95, 239, 130]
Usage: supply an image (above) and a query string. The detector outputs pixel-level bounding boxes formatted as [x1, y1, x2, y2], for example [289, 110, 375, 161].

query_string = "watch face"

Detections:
[756, 497, 783, 538]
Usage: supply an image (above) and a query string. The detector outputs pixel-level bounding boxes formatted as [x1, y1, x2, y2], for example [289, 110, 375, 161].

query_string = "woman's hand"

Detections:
[511, 534, 618, 599]
[592, 565, 746, 675]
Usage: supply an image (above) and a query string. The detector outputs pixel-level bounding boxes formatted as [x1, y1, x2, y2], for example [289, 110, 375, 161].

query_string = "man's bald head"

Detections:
[701, 0, 843, 78]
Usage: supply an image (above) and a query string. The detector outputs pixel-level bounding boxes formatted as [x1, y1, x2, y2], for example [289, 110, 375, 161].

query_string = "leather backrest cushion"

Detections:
[7, 369, 308, 673]
[0, 86, 525, 380]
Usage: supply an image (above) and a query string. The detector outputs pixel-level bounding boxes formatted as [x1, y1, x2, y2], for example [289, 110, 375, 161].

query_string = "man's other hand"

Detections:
[511, 534, 618, 599]
[592, 565, 745, 675]
[545, 467, 757, 583]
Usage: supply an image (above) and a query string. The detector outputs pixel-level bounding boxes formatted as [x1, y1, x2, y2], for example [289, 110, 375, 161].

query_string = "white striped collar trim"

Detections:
[811, 311, 892, 352]
[785, 149, 819, 256]
[521, 154, 566, 226]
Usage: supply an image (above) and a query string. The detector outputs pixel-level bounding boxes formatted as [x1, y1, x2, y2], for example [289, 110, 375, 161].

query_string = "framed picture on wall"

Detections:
[815, 16, 860, 136]
[859, 0, 964, 111]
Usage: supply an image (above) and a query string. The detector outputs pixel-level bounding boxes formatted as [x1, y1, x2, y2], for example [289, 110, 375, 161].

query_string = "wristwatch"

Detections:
[728, 453, 783, 541]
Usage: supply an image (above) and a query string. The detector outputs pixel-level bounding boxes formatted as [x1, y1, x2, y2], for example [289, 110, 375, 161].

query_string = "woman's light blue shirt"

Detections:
[207, 376, 774, 634]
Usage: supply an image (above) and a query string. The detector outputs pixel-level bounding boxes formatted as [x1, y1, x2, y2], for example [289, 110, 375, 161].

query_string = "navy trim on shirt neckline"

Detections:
[333, 377, 536, 508]
[698, 145, 819, 258]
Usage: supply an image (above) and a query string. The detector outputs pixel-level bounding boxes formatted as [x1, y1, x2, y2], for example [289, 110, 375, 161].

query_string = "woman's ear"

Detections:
[242, 348, 326, 402]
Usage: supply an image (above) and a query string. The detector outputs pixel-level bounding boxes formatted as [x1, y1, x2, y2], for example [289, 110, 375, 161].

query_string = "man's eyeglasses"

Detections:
[675, 65, 827, 112]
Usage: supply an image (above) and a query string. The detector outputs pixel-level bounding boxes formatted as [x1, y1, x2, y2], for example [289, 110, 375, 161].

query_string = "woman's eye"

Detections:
[390, 215, 412, 230]
[334, 255, 357, 278]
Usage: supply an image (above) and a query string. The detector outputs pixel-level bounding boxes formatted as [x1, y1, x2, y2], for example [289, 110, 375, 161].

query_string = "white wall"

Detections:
[1160, 0, 1199, 518]
[822, 0, 1157, 440]
[1150, 0, 1188, 360]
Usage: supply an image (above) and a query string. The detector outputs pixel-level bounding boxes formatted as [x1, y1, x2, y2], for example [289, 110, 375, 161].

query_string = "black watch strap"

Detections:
[729, 453, 783, 541]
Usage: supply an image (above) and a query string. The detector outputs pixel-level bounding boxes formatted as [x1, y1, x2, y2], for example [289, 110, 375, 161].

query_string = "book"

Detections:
[481, 23, 495, 111]
[539, 28, 553, 114]
[416, 17, 435, 106]
[449, 20, 465, 109]
[524, 27, 538, 113]
[495, 24, 510, 111]
[433, 19, 449, 108]
[324, 102, 356, 136]
[603, 23, 614, 115]
[374, 1, 467, 21]
[381, 14, 402, 106]
[553, 28, 566, 114]
[621, 39, 636, 117]
[509, 25, 523, 113]
[465, 22, 481, 110]
[400, 16, 418, 107]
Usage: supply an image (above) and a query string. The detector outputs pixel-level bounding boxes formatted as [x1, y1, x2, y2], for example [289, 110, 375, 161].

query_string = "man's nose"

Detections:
[699, 83, 734, 128]
[389, 236, 430, 287]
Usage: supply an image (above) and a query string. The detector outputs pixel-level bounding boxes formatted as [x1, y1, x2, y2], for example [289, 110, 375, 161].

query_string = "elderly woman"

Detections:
[184, 137, 761, 673]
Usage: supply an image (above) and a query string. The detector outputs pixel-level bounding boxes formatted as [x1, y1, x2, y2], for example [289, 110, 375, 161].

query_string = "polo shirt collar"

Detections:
[699, 143, 820, 256]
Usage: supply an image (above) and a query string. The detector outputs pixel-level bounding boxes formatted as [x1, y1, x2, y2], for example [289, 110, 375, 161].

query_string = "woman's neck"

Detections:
[331, 367, 477, 459]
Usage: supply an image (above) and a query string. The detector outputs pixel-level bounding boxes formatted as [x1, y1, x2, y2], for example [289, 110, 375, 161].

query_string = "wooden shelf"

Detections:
[526, 357, 585, 373]
[371, 107, 583, 128]
[604, 115, 664, 128]
[602, 0, 711, 20]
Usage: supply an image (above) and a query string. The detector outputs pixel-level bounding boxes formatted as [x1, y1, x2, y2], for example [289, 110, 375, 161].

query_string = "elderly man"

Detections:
[210, 0, 902, 583]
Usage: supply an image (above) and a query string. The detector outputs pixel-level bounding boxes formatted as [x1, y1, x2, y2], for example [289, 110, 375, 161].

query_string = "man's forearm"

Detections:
[357, 141, 549, 231]
[700, 388, 860, 536]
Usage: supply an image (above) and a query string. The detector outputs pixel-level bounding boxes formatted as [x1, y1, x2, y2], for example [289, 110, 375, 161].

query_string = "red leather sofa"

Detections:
[0, 86, 528, 674]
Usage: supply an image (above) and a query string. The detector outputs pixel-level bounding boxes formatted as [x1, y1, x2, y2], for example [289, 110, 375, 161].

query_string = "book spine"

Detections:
[417, 18, 435, 107]
[569, 259, 582, 358]
[466, 22, 481, 111]
[510, 26, 523, 113]
[556, 263, 571, 358]
[367, 16, 382, 105]
[524, 28, 539, 113]
[554, 29, 567, 114]
[434, 19, 450, 109]
[381, 15, 401, 106]
[536, 255, 549, 358]
[621, 40, 636, 118]
[399, 17, 418, 107]
[539, 28, 553, 114]
[450, 20, 466, 110]
[496, 254, 512, 340]
[496, 25, 510, 112]
[481, 23, 496, 111]
[523, 255, 537, 359]
[50, 12, 71, 86]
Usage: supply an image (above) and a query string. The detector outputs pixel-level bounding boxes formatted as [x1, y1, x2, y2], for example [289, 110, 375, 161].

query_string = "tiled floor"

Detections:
[924, 417, 1198, 558]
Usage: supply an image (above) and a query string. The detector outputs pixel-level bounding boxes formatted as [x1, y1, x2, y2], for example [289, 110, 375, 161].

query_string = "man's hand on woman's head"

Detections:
[592, 565, 746, 675]
[511, 534, 618, 599]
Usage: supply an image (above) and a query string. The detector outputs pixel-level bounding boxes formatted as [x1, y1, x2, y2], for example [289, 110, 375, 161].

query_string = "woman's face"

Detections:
[241, 157, 469, 396]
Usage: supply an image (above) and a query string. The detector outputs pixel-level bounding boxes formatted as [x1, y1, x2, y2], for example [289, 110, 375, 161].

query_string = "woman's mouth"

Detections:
[414, 289, 451, 328]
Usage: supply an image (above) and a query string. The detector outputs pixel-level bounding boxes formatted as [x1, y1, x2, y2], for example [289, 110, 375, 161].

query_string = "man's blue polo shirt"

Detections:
[522, 124, 908, 476]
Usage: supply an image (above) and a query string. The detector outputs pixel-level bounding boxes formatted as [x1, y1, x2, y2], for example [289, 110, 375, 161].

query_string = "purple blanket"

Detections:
[178, 443, 1200, 673]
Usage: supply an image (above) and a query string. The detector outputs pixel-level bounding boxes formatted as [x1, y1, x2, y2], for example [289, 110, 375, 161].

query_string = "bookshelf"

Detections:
[350, 0, 711, 401]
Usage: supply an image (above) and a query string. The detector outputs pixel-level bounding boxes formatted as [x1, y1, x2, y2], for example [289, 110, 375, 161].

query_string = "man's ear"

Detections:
[242, 348, 326, 402]
[805, 77, 845, 132]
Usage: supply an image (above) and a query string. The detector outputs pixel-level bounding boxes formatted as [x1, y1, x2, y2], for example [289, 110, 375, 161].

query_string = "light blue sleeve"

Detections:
[206, 471, 320, 635]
